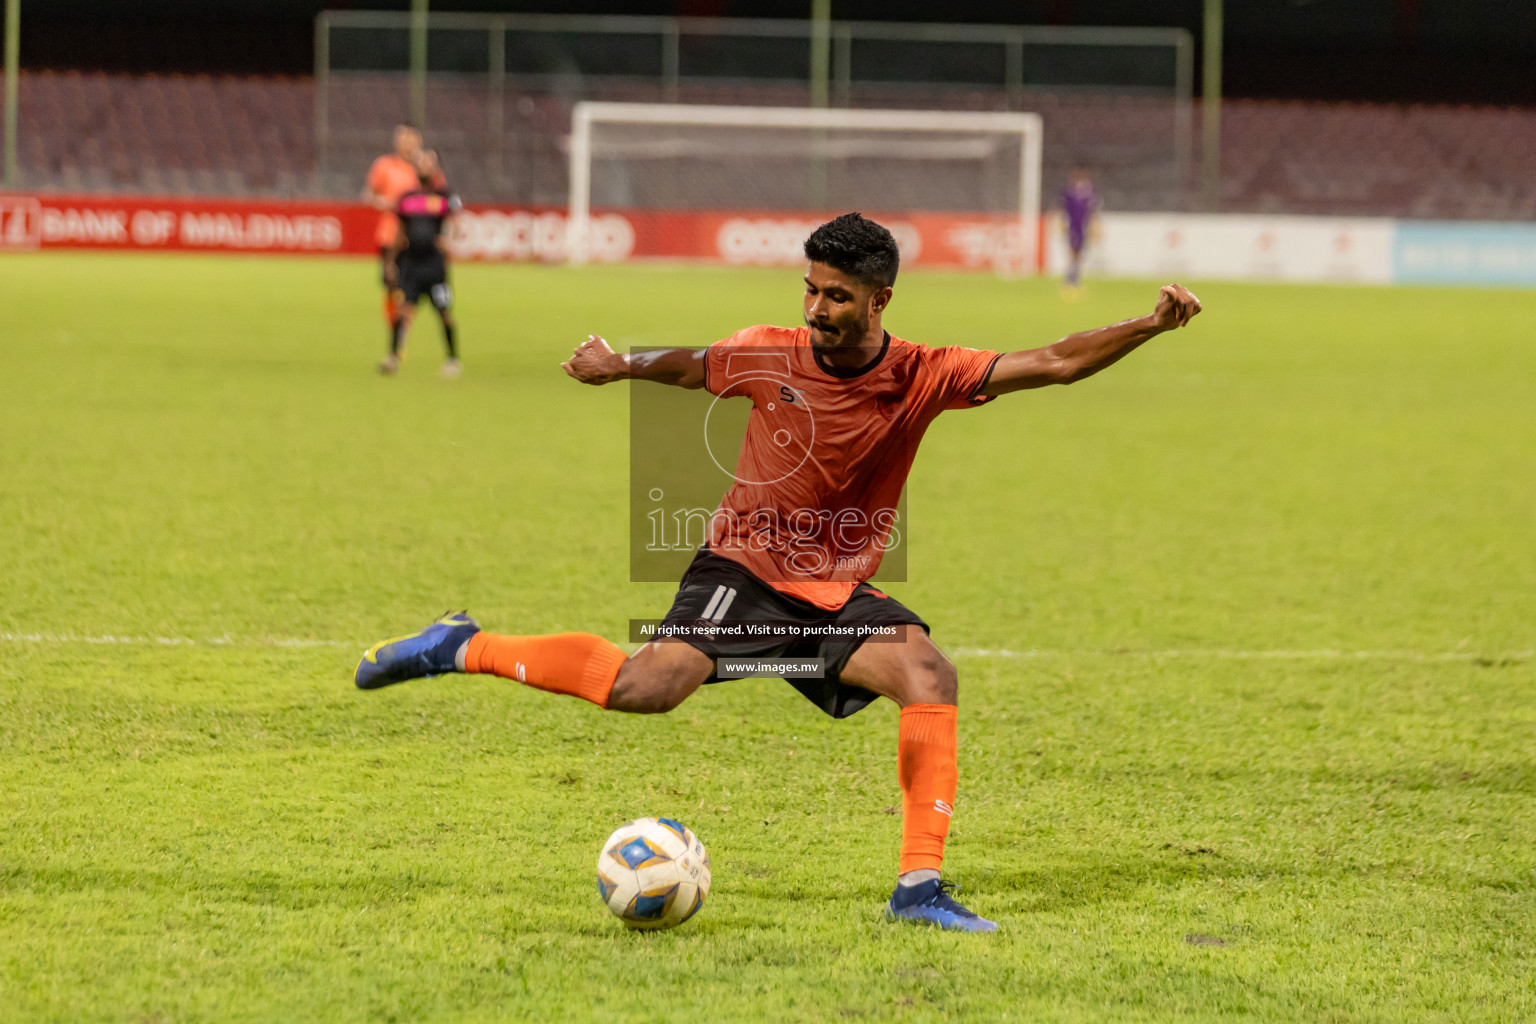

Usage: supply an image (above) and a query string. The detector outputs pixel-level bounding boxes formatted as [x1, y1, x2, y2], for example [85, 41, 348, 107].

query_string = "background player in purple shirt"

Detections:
[1061, 168, 1099, 294]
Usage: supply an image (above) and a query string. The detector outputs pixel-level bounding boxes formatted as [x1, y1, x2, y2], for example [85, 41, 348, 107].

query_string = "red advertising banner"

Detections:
[0, 193, 372, 255]
[452, 207, 1044, 272]
[1, 193, 1044, 272]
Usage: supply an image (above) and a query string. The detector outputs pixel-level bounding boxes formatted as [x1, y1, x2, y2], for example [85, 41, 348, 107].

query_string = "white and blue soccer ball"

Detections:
[596, 817, 711, 930]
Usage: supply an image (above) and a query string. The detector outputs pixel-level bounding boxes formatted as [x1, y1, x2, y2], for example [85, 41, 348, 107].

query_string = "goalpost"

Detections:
[567, 102, 1044, 273]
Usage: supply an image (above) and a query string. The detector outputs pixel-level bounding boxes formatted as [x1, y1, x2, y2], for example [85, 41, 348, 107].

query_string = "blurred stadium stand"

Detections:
[12, 68, 1536, 222]
[17, 72, 314, 197]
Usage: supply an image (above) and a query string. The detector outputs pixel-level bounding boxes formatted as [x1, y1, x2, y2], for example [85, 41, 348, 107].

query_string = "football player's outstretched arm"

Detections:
[562, 335, 706, 389]
[979, 283, 1202, 396]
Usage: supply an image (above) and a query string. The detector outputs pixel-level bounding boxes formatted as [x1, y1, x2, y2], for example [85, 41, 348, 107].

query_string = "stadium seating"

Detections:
[16, 71, 313, 198]
[9, 69, 1536, 220]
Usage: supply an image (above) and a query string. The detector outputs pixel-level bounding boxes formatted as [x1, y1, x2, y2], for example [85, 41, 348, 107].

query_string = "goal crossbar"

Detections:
[568, 102, 1044, 270]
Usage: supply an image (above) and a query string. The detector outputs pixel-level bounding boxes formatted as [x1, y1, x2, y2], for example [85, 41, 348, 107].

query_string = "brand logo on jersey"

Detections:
[694, 585, 738, 640]
[700, 585, 738, 623]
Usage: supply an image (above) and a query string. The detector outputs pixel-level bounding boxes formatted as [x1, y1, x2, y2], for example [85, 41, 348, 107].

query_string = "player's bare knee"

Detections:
[901, 648, 958, 706]
[609, 659, 690, 715]
[884, 641, 952, 706]
[633, 681, 690, 715]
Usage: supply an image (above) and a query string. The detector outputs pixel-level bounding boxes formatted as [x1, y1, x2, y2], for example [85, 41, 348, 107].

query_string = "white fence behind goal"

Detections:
[568, 103, 1043, 273]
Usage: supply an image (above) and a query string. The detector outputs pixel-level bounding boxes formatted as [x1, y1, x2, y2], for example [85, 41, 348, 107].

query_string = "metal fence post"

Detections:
[410, 0, 428, 129]
[1175, 29, 1194, 210]
[4, 0, 19, 188]
[1005, 32, 1024, 111]
[488, 17, 505, 195]
[313, 12, 329, 195]
[809, 0, 830, 108]
[1202, 0, 1222, 211]
[832, 25, 851, 108]
[662, 24, 679, 103]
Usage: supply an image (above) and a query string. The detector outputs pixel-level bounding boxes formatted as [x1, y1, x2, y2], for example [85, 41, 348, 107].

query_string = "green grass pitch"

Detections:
[1, 252, 1533, 1022]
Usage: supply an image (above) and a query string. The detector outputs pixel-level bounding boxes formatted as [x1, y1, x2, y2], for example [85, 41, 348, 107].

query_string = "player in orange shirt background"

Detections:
[379, 149, 462, 378]
[354, 213, 1202, 931]
[362, 122, 425, 332]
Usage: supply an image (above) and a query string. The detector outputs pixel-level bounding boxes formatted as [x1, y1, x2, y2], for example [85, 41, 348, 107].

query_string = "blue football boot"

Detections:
[354, 611, 480, 690]
[887, 879, 997, 932]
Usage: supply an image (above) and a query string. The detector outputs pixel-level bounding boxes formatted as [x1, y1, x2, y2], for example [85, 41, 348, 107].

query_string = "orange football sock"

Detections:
[384, 292, 400, 324]
[463, 632, 626, 708]
[897, 703, 959, 874]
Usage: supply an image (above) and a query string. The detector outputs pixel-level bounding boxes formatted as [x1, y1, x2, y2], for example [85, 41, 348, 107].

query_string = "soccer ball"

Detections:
[596, 817, 711, 930]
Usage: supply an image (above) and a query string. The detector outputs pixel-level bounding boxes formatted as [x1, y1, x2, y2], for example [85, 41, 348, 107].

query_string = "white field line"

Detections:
[0, 632, 1526, 663]
[0, 631, 351, 649]
[954, 647, 1531, 663]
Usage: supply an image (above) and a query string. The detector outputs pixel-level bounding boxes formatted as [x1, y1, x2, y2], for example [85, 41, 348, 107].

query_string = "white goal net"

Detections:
[568, 102, 1043, 273]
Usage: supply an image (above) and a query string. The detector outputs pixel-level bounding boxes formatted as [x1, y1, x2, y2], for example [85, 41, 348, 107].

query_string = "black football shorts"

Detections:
[658, 548, 927, 719]
[397, 252, 450, 309]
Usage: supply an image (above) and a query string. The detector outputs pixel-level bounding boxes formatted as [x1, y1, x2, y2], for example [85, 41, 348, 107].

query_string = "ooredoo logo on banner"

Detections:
[454, 209, 635, 262]
[716, 217, 923, 265]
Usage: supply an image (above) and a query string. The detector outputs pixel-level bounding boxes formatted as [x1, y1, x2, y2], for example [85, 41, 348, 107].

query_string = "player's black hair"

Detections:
[803, 212, 900, 289]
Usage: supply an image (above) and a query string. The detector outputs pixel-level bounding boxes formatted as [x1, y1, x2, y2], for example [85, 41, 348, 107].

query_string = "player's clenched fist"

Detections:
[562, 335, 628, 385]
[1150, 283, 1202, 331]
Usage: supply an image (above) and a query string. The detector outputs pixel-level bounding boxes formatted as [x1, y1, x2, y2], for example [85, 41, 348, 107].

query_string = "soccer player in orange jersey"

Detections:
[378, 150, 461, 377]
[362, 122, 424, 330]
[355, 213, 1201, 931]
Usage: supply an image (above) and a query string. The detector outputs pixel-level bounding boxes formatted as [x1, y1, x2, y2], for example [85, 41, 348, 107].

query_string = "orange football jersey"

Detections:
[702, 325, 999, 610]
[366, 154, 422, 247]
